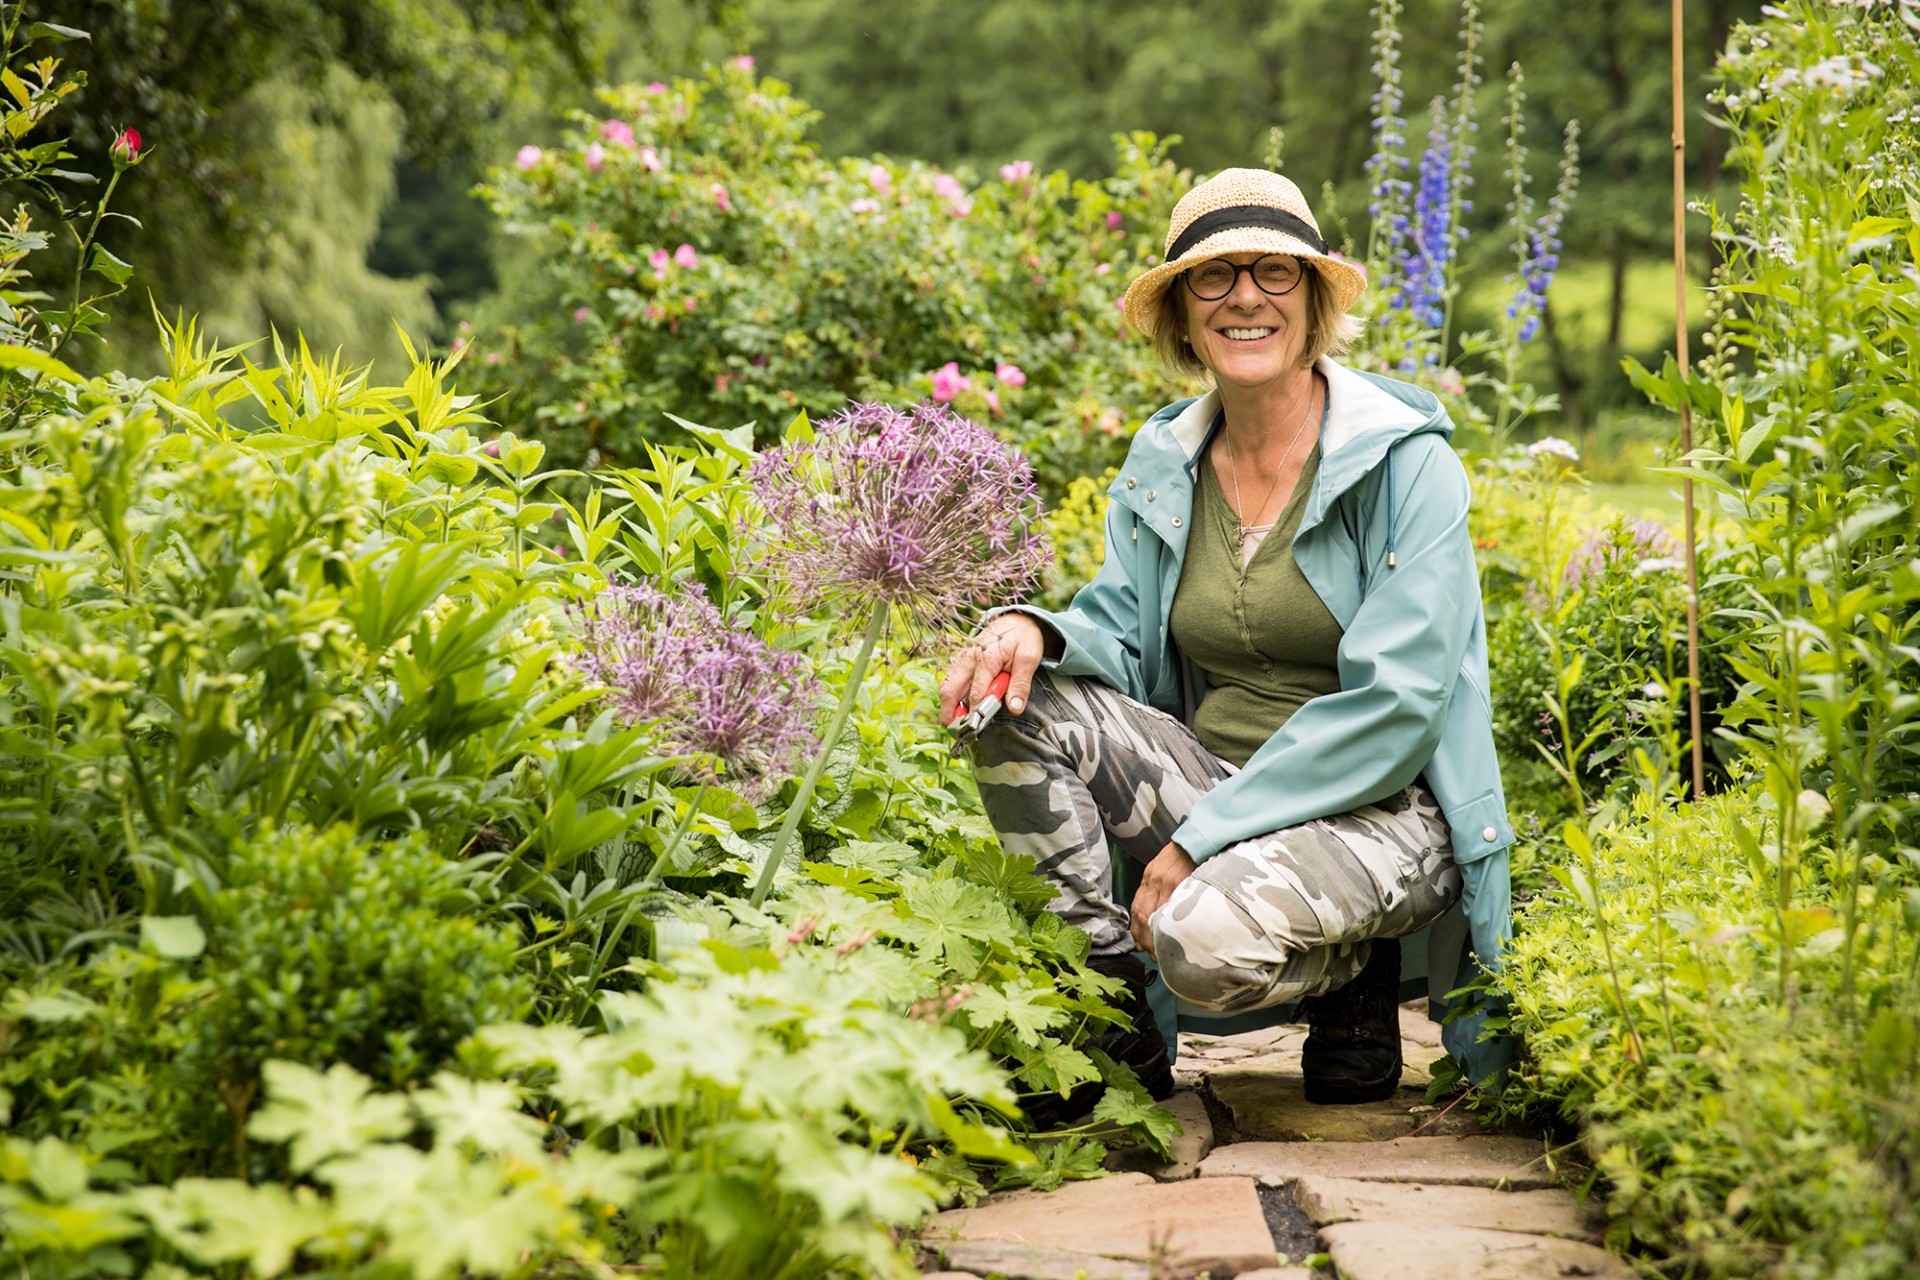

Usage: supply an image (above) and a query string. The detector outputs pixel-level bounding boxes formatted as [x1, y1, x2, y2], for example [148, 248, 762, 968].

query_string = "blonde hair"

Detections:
[1149, 263, 1363, 381]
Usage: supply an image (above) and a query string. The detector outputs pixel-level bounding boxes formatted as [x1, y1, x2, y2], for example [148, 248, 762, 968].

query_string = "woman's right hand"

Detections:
[940, 612, 1047, 726]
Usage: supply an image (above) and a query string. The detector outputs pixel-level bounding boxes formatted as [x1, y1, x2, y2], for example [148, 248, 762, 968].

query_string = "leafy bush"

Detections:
[5, 923, 1023, 1280]
[1488, 5, 1920, 1278]
[467, 63, 1185, 492]
[1493, 792, 1920, 1278]
[2, 824, 527, 1185]
[1487, 516, 1742, 816]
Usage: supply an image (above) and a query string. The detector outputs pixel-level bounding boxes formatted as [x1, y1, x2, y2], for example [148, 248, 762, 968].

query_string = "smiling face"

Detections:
[1180, 251, 1317, 393]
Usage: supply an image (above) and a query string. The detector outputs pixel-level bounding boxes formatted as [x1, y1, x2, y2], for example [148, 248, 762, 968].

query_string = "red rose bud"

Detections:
[111, 127, 142, 167]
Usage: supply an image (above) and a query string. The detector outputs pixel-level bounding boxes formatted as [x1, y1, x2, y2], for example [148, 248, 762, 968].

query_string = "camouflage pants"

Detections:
[969, 671, 1461, 1013]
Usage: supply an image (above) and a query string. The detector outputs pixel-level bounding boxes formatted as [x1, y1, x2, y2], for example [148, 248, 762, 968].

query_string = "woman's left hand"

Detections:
[1130, 841, 1197, 956]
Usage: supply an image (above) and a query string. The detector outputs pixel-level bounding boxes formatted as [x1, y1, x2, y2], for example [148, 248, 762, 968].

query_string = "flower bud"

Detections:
[110, 127, 142, 168]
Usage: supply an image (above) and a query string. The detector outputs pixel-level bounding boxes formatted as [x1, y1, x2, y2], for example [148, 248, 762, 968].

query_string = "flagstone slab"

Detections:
[1293, 1176, 1595, 1239]
[922, 1241, 1156, 1280]
[1198, 1136, 1557, 1190]
[1233, 1270, 1315, 1280]
[1103, 1088, 1214, 1181]
[1322, 1221, 1635, 1280]
[1399, 1002, 1445, 1048]
[1206, 1067, 1481, 1142]
[925, 1171, 1275, 1276]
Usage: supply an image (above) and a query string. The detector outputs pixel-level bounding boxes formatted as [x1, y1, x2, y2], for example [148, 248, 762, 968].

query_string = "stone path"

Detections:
[915, 1002, 1626, 1280]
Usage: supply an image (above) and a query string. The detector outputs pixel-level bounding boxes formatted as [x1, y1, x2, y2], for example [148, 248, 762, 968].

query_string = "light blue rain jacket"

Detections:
[1014, 358, 1515, 1083]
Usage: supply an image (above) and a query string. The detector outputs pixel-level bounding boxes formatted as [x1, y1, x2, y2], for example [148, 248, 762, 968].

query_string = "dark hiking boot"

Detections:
[1022, 951, 1175, 1128]
[1300, 937, 1403, 1105]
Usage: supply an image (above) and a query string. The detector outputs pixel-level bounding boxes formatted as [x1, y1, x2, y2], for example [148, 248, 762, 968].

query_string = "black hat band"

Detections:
[1167, 205, 1326, 262]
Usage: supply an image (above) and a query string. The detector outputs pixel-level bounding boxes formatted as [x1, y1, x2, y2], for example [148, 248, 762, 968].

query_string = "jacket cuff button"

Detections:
[1481, 826, 1499, 842]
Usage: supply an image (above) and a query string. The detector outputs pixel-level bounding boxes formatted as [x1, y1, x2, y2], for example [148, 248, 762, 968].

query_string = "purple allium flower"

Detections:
[1563, 518, 1676, 591]
[744, 401, 1052, 639]
[571, 580, 817, 799]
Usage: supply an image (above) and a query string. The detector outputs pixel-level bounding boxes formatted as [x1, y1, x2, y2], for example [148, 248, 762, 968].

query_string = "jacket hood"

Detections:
[1127, 358, 1451, 525]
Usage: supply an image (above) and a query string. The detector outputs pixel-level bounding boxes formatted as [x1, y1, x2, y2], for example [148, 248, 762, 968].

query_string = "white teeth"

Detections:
[1223, 327, 1274, 340]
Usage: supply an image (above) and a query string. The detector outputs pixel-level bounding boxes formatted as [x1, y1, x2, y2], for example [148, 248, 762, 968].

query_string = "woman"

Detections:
[940, 168, 1513, 1109]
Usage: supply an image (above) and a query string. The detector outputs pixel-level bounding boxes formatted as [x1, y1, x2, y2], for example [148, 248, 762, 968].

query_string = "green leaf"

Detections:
[1088, 1079, 1180, 1160]
[247, 1062, 411, 1173]
[960, 976, 1068, 1047]
[86, 244, 132, 286]
[140, 914, 206, 959]
[27, 1136, 89, 1201]
[0, 343, 80, 383]
[27, 22, 90, 41]
[413, 1074, 544, 1158]
[140, 1179, 328, 1278]
[21, 991, 97, 1023]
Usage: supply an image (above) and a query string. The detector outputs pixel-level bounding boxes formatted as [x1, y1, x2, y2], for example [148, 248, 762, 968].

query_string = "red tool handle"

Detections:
[949, 669, 1014, 725]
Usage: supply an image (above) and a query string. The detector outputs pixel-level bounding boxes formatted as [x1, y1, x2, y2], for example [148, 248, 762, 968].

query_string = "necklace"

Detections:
[1224, 373, 1319, 547]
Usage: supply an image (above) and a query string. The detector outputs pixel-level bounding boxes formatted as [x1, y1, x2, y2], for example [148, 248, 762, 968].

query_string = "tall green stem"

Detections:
[748, 600, 888, 908]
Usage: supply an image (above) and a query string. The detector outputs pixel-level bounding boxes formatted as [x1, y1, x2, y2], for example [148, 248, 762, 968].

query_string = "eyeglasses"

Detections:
[1184, 254, 1310, 301]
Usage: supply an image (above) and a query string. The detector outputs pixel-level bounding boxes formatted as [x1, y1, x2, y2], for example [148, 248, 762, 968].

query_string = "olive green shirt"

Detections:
[1168, 445, 1345, 768]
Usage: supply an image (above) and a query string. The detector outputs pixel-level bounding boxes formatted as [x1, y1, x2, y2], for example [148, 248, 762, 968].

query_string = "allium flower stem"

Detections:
[748, 599, 887, 908]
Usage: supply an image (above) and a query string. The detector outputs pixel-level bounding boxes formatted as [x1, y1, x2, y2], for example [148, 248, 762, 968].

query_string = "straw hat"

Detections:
[1121, 168, 1367, 336]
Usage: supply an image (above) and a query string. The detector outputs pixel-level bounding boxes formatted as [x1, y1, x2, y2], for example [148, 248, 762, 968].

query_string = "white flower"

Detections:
[1766, 235, 1796, 263]
[1527, 436, 1580, 463]
[1772, 55, 1884, 96]
[1633, 556, 1684, 577]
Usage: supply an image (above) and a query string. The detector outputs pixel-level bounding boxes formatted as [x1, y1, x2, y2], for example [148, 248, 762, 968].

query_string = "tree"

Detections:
[0, 0, 741, 366]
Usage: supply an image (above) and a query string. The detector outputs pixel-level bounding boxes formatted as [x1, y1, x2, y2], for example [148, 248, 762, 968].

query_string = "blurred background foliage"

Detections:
[1, 0, 1760, 433]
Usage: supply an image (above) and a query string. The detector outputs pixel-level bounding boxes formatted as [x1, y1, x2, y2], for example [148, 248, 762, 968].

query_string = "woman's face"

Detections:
[1180, 251, 1315, 394]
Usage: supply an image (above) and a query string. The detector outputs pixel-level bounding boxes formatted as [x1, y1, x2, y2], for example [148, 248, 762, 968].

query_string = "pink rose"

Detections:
[985, 389, 1002, 415]
[646, 81, 666, 94]
[600, 119, 635, 147]
[994, 362, 1027, 387]
[1095, 262, 1112, 275]
[684, 297, 697, 312]
[710, 182, 732, 211]
[1098, 410, 1123, 437]
[850, 197, 880, 214]
[1106, 211, 1124, 230]
[574, 306, 592, 324]
[111, 127, 142, 166]
[585, 141, 605, 172]
[485, 351, 502, 364]
[515, 144, 543, 171]
[638, 146, 662, 172]
[731, 55, 754, 71]
[867, 164, 892, 194]
[929, 361, 970, 403]
[674, 243, 699, 269]
[998, 159, 1033, 182]
[649, 248, 671, 272]
[933, 173, 965, 201]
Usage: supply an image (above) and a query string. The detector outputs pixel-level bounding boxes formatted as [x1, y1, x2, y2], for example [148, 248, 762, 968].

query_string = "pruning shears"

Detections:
[946, 670, 1013, 756]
